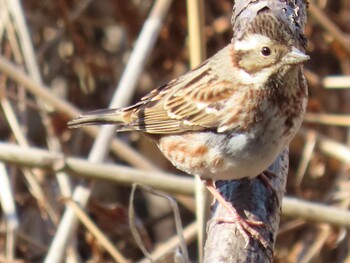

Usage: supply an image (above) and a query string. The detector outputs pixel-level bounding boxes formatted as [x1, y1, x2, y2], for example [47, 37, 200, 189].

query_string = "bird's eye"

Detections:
[261, 46, 271, 57]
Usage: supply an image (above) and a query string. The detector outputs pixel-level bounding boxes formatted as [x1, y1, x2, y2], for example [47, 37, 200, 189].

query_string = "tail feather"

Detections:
[67, 108, 123, 128]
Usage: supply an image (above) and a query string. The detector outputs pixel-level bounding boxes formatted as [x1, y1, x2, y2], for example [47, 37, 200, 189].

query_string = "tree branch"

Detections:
[204, 1, 308, 262]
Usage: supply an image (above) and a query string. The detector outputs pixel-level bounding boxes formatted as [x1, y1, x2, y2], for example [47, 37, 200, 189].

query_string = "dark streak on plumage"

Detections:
[182, 69, 210, 91]
[246, 13, 295, 47]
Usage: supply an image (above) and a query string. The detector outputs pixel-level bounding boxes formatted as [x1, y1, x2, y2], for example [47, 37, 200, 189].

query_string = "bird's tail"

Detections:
[67, 108, 124, 128]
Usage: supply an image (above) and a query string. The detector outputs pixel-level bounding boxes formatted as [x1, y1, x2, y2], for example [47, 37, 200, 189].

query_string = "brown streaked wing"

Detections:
[117, 76, 194, 134]
[118, 58, 239, 134]
[165, 69, 236, 128]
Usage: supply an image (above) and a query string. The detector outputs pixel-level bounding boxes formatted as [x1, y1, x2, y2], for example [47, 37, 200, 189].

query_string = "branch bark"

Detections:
[204, 1, 308, 262]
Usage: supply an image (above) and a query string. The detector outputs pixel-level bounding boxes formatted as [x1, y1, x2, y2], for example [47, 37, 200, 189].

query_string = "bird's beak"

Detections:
[284, 47, 310, 64]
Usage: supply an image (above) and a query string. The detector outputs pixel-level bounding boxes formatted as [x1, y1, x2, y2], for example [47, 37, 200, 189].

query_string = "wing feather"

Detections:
[121, 44, 245, 134]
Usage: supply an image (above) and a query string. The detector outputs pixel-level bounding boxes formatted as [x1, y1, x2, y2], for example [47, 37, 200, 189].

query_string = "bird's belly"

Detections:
[198, 135, 281, 181]
[211, 134, 283, 180]
[202, 114, 293, 180]
[158, 128, 284, 181]
[205, 110, 300, 180]
[158, 110, 300, 181]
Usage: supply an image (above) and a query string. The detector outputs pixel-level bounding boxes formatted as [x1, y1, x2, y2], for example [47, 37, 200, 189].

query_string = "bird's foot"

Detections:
[205, 180, 271, 250]
[213, 213, 269, 249]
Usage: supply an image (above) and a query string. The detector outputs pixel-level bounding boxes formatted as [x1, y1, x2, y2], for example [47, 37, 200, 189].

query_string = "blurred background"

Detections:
[0, 0, 350, 262]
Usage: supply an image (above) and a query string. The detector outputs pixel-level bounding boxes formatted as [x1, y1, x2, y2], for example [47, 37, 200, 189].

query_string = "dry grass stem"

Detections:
[308, 0, 350, 55]
[304, 113, 350, 126]
[0, 56, 157, 170]
[129, 184, 189, 262]
[186, 0, 207, 259]
[65, 199, 130, 263]
[295, 130, 317, 187]
[282, 197, 350, 228]
[2, 142, 350, 228]
[1, 97, 59, 223]
[0, 163, 18, 261]
[322, 76, 350, 89]
[138, 222, 197, 263]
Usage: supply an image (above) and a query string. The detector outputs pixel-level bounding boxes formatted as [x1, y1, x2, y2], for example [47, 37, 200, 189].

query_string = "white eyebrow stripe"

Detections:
[234, 34, 271, 51]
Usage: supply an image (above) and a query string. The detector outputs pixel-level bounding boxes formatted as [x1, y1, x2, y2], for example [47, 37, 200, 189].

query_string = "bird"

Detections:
[68, 13, 309, 249]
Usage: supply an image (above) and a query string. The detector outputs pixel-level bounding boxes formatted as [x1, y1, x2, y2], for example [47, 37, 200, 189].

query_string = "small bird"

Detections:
[68, 13, 309, 248]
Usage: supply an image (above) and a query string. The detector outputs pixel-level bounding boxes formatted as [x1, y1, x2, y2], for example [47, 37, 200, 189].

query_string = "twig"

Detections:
[6, 0, 75, 203]
[186, 0, 207, 259]
[0, 55, 156, 170]
[297, 128, 350, 164]
[322, 75, 350, 89]
[129, 184, 189, 262]
[2, 143, 350, 229]
[294, 130, 317, 187]
[0, 163, 18, 261]
[282, 197, 350, 228]
[304, 113, 350, 127]
[2, 12, 76, 263]
[186, 0, 206, 65]
[297, 225, 331, 263]
[65, 199, 130, 263]
[44, 2, 173, 262]
[16, 231, 48, 253]
[291, 135, 350, 262]
[308, 0, 350, 56]
[1, 97, 59, 224]
[45, 1, 174, 262]
[138, 222, 197, 263]
[0, 142, 194, 195]
[87, 0, 173, 164]
[316, 133, 350, 164]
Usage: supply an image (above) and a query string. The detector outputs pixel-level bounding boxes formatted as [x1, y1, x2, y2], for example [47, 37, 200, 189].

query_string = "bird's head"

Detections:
[232, 13, 309, 84]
